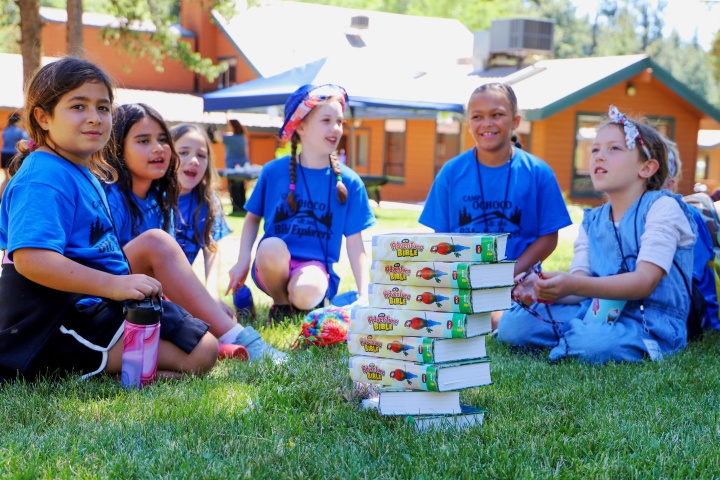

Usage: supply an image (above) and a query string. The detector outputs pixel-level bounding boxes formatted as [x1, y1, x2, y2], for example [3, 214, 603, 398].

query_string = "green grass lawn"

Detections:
[3, 204, 720, 478]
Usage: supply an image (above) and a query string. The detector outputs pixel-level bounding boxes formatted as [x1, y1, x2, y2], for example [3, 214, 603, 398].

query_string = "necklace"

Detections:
[473, 147, 513, 232]
[45, 146, 132, 274]
[609, 191, 647, 332]
[297, 155, 332, 275]
[178, 192, 195, 249]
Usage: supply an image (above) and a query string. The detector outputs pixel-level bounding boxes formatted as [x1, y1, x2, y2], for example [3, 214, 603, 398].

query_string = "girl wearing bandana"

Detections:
[226, 84, 376, 324]
[497, 106, 696, 364]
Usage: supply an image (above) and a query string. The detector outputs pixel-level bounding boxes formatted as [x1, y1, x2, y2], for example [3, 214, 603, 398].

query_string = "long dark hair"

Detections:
[105, 103, 179, 236]
[11, 56, 116, 180]
[170, 123, 223, 252]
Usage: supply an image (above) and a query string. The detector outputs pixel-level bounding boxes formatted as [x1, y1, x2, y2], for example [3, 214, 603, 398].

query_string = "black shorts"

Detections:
[0, 264, 210, 382]
[1, 152, 15, 169]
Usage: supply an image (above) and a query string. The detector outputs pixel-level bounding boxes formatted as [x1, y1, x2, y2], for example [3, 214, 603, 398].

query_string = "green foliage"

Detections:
[648, 32, 719, 106]
[100, 0, 230, 81]
[710, 30, 720, 84]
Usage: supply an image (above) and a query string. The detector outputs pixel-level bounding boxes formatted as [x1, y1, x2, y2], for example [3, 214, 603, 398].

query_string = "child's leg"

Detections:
[549, 317, 648, 364]
[105, 333, 218, 376]
[496, 302, 580, 349]
[123, 229, 236, 338]
[254, 237, 292, 304]
[288, 261, 328, 311]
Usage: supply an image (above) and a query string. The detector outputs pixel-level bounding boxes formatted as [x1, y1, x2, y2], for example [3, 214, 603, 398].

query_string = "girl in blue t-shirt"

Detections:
[105, 111, 284, 361]
[170, 124, 235, 319]
[103, 103, 179, 246]
[0, 57, 219, 381]
[420, 83, 572, 277]
[419, 82, 572, 330]
[226, 84, 376, 324]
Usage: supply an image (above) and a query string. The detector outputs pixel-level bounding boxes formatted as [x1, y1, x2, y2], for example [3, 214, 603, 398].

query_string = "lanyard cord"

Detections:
[46, 147, 132, 274]
[609, 191, 647, 332]
[473, 147, 513, 233]
[297, 156, 332, 275]
[178, 192, 195, 249]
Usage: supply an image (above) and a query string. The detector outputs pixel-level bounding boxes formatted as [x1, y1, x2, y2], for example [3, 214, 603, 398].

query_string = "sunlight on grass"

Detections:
[4, 199, 720, 478]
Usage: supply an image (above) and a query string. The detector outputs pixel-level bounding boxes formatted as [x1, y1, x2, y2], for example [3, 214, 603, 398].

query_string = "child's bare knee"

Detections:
[256, 238, 290, 264]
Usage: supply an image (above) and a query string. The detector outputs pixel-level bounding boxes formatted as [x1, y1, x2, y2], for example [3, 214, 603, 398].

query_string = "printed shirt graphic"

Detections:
[245, 156, 376, 297]
[419, 148, 572, 260]
[104, 183, 173, 247]
[175, 192, 231, 265]
[0, 151, 128, 275]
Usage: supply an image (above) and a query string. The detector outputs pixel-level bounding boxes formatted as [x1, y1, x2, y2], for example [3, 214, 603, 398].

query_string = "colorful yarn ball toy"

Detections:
[291, 306, 350, 349]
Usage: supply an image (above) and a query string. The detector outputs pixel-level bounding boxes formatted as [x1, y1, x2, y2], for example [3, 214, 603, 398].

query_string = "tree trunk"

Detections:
[67, 0, 84, 57]
[16, 0, 42, 85]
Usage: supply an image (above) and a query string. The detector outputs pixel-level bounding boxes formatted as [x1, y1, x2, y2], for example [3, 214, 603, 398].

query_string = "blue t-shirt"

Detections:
[245, 156, 376, 298]
[1, 125, 29, 154]
[419, 148, 572, 260]
[0, 151, 128, 275]
[175, 192, 232, 265]
[104, 183, 173, 247]
[223, 134, 249, 168]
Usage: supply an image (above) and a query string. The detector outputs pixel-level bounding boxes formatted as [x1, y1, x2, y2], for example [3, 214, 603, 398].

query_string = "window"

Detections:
[384, 120, 406, 183]
[354, 129, 370, 167]
[218, 57, 237, 89]
[571, 113, 673, 197]
[435, 119, 461, 175]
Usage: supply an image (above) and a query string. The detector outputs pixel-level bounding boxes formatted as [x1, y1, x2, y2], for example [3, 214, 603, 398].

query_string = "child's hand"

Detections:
[109, 274, 162, 301]
[225, 262, 250, 296]
[511, 271, 538, 306]
[533, 271, 572, 303]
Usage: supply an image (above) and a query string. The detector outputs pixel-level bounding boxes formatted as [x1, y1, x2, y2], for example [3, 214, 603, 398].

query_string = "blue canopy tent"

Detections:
[202, 55, 469, 117]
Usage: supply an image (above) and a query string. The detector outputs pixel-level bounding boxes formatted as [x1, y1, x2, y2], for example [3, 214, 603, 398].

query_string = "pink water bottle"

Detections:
[121, 296, 162, 389]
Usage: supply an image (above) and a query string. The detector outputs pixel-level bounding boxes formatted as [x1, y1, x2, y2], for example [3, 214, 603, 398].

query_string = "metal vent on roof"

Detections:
[345, 33, 366, 48]
[490, 18, 554, 56]
[350, 15, 369, 29]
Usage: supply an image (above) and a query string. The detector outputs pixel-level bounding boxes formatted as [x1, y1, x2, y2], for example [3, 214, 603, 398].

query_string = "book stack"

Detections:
[348, 233, 515, 430]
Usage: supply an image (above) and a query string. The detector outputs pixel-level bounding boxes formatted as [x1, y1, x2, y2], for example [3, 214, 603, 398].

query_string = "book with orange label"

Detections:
[350, 307, 492, 338]
[348, 355, 492, 391]
[370, 260, 515, 289]
[347, 333, 487, 364]
[371, 233, 508, 263]
[367, 284, 512, 313]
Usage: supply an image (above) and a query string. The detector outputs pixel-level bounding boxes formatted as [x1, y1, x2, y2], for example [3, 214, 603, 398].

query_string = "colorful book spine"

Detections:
[348, 355, 491, 391]
[347, 333, 487, 363]
[371, 233, 508, 262]
[367, 284, 511, 313]
[369, 260, 515, 289]
[350, 307, 492, 338]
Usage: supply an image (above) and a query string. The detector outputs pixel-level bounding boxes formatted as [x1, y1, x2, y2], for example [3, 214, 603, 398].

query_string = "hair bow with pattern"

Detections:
[607, 105, 651, 159]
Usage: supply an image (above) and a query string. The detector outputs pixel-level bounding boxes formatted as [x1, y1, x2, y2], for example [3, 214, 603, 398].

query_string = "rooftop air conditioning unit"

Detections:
[489, 18, 554, 57]
[350, 15, 369, 29]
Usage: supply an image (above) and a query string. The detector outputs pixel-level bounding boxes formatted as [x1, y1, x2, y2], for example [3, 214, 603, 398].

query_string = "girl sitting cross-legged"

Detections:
[497, 105, 697, 364]
[0, 57, 220, 382]
[103, 104, 285, 362]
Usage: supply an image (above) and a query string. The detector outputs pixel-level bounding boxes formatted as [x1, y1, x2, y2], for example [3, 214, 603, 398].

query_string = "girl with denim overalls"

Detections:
[497, 106, 697, 364]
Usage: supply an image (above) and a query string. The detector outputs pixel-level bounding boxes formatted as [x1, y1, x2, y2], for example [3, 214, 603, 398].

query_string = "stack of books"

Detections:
[348, 233, 515, 430]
